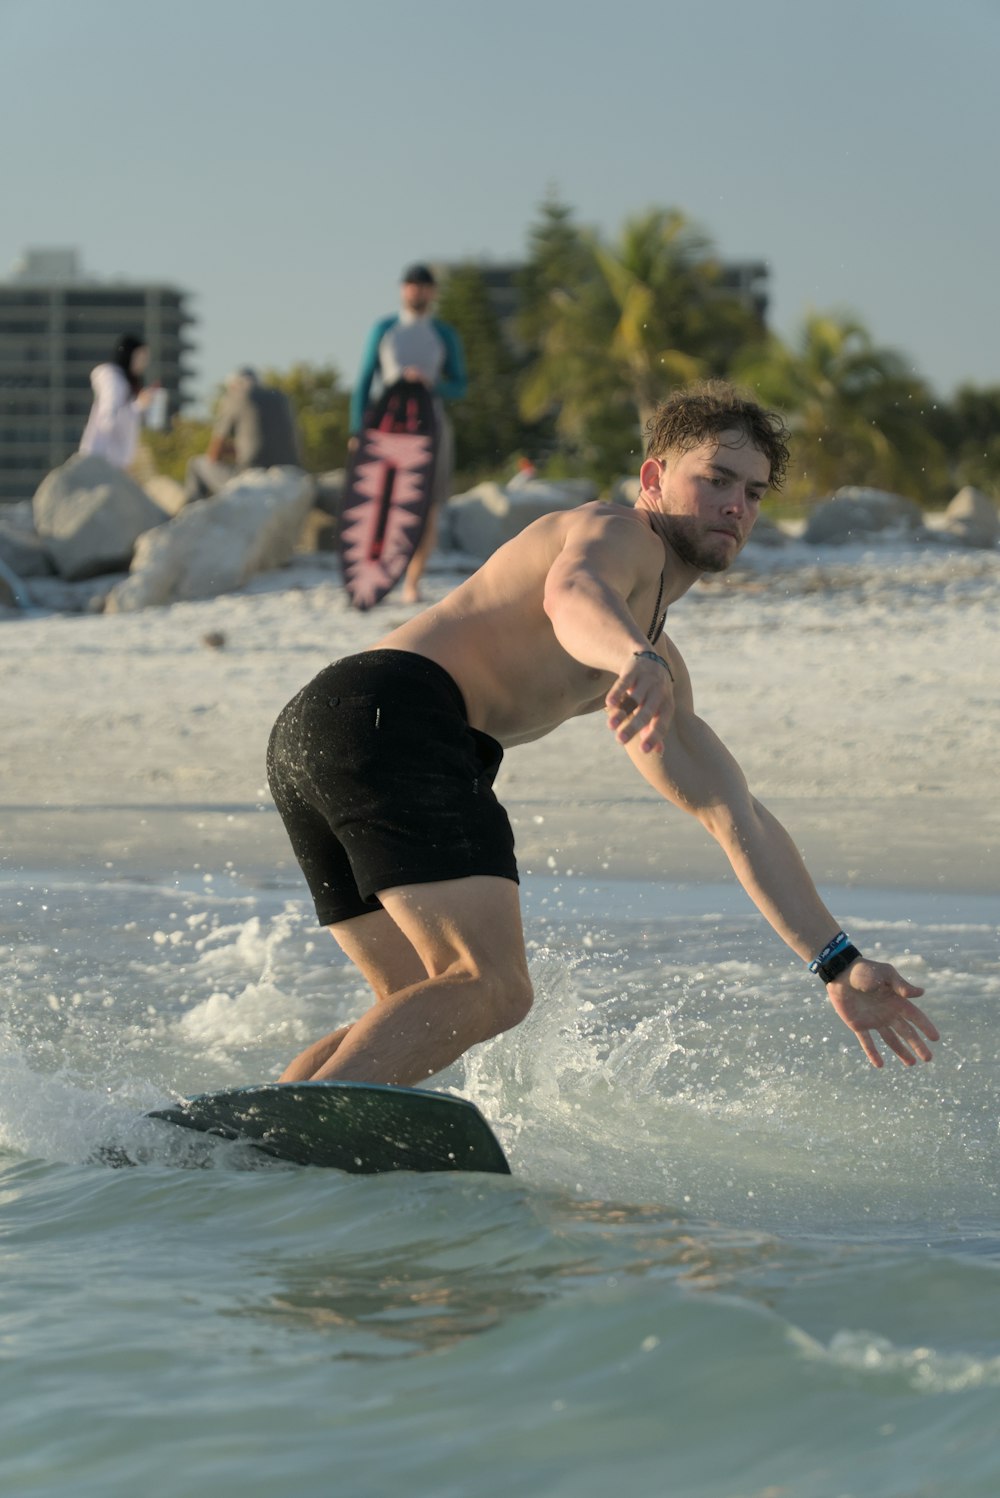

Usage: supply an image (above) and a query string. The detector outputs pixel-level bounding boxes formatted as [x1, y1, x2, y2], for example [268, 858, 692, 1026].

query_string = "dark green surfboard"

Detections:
[147, 1081, 511, 1175]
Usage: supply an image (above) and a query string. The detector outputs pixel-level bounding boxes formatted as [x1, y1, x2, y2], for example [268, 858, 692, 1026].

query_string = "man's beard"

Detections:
[658, 514, 741, 574]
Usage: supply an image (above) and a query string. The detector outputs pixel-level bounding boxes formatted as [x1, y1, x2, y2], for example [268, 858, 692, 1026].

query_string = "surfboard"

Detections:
[146, 1080, 510, 1175]
[339, 378, 438, 610]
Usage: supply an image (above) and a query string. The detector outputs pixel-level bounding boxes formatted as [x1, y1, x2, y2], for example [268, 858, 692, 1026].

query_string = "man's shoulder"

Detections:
[566, 499, 649, 534]
[559, 501, 660, 567]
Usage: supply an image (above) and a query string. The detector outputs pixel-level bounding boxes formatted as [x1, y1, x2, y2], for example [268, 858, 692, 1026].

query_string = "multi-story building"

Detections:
[0, 249, 195, 504]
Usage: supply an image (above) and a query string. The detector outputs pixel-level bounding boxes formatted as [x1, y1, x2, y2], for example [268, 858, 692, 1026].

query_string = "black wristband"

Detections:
[812, 943, 862, 984]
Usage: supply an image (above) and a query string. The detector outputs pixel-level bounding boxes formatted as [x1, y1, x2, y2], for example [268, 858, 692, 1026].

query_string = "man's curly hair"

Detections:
[644, 380, 790, 491]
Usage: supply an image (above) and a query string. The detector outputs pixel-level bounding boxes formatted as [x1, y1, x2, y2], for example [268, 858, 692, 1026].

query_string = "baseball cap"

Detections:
[401, 263, 436, 286]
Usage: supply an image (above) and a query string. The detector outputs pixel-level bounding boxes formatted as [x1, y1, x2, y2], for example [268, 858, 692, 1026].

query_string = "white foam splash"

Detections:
[792, 1326, 1000, 1394]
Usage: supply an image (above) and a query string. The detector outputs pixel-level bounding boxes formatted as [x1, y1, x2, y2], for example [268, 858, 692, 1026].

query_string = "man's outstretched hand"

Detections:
[825, 959, 940, 1068]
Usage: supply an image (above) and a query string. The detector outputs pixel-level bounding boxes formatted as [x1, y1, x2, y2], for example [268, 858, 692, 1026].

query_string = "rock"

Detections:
[1, 500, 35, 533]
[609, 476, 641, 507]
[0, 553, 33, 609]
[202, 631, 227, 650]
[803, 486, 925, 545]
[314, 469, 346, 518]
[296, 509, 339, 554]
[26, 572, 126, 614]
[105, 467, 315, 612]
[447, 477, 597, 560]
[33, 454, 167, 580]
[536, 477, 599, 504]
[939, 486, 998, 549]
[144, 474, 187, 517]
[0, 521, 54, 577]
[744, 514, 790, 548]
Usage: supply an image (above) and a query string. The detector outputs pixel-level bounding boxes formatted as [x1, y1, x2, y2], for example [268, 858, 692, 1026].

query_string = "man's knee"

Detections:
[480, 967, 533, 1038]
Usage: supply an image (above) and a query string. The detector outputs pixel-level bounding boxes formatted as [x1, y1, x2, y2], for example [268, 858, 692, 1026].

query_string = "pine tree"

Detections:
[436, 265, 526, 480]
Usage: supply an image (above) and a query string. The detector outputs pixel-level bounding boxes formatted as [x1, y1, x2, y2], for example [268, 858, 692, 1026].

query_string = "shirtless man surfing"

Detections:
[267, 382, 939, 1087]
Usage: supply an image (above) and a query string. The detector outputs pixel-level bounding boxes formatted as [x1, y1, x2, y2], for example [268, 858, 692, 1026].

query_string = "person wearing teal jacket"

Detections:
[349, 264, 468, 603]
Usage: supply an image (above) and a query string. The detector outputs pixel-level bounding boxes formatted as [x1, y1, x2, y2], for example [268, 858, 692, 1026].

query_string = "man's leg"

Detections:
[401, 508, 438, 605]
[278, 908, 429, 1082]
[184, 455, 233, 505]
[309, 875, 532, 1087]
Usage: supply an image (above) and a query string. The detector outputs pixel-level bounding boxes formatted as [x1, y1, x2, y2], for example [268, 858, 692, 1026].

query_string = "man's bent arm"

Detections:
[629, 705, 939, 1066]
[542, 513, 675, 752]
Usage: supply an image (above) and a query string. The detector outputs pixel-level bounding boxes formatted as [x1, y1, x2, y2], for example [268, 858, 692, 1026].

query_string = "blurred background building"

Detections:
[0, 249, 195, 504]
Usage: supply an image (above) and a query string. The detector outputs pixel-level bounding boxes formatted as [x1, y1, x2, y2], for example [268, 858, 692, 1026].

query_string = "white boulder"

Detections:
[939, 486, 998, 549]
[314, 469, 346, 518]
[744, 514, 790, 548]
[446, 477, 598, 560]
[803, 486, 925, 545]
[0, 519, 54, 577]
[608, 476, 641, 507]
[143, 474, 187, 517]
[33, 454, 166, 580]
[0, 553, 33, 609]
[105, 467, 315, 612]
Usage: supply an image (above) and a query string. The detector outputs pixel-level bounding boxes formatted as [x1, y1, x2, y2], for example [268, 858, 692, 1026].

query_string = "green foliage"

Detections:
[436, 264, 527, 482]
[142, 417, 214, 482]
[517, 204, 764, 484]
[927, 384, 1000, 499]
[954, 439, 1000, 500]
[517, 193, 594, 351]
[261, 362, 351, 473]
[514, 197, 965, 502]
[735, 312, 949, 505]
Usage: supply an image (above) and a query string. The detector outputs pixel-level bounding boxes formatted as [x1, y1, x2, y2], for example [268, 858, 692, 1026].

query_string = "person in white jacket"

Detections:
[79, 333, 153, 470]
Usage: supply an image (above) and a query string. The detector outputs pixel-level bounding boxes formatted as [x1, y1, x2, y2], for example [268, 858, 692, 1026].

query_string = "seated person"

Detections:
[185, 368, 302, 503]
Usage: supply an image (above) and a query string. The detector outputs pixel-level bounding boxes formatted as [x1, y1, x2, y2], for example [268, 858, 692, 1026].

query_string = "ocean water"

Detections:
[2, 871, 999, 1498]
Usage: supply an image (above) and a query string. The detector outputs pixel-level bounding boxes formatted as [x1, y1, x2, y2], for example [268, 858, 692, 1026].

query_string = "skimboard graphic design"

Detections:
[340, 380, 438, 610]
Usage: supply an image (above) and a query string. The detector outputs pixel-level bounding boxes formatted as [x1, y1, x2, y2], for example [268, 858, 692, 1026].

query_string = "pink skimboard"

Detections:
[340, 378, 438, 610]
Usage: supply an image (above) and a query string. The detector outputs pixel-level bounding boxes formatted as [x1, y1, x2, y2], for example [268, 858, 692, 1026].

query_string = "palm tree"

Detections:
[736, 313, 947, 501]
[592, 209, 757, 425]
[519, 208, 762, 478]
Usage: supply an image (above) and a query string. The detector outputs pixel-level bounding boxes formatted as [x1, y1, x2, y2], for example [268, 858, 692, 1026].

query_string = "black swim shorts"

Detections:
[266, 649, 519, 925]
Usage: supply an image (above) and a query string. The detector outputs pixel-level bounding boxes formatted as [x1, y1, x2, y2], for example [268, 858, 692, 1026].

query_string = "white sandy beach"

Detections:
[2, 538, 998, 899]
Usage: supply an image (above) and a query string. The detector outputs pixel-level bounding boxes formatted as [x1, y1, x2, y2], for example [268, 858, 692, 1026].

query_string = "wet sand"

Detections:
[2, 545, 998, 900]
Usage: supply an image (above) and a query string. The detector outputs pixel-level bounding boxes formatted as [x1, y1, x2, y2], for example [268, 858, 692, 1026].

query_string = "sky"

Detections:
[2, 0, 998, 411]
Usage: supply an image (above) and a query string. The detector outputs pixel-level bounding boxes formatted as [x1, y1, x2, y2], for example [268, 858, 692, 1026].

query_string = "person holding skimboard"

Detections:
[268, 382, 939, 1090]
[347, 264, 467, 604]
